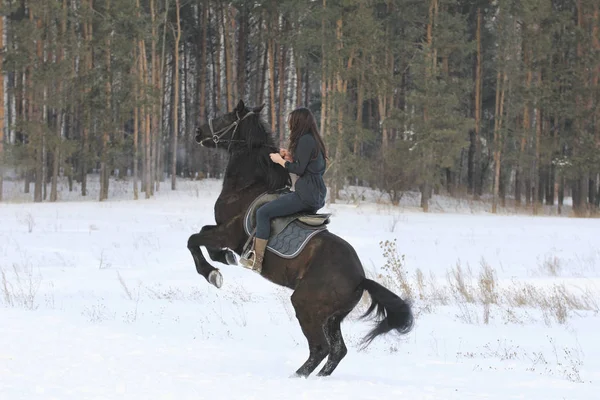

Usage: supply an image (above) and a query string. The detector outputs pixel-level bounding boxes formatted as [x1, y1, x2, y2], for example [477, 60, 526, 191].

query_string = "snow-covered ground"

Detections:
[1, 177, 599, 399]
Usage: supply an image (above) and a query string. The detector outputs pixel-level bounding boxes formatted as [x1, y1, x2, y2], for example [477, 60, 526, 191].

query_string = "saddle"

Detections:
[243, 189, 330, 259]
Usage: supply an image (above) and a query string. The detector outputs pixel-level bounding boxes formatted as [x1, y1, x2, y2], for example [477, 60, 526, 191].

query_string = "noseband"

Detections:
[208, 111, 255, 147]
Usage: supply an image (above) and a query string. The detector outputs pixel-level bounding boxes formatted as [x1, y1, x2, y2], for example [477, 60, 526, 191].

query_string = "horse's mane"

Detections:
[227, 112, 291, 191]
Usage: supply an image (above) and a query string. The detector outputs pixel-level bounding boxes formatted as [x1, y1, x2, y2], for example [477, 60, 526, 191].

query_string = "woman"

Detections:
[240, 107, 327, 273]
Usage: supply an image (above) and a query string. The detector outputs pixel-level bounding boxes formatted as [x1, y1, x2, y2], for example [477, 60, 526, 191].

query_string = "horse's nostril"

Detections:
[195, 135, 202, 143]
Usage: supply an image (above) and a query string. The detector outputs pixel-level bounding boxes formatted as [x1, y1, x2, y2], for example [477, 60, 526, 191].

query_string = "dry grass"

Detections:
[447, 263, 475, 303]
[378, 240, 599, 326]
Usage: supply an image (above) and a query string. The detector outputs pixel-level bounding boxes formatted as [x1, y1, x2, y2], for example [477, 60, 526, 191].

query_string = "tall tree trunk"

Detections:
[214, 5, 222, 113]
[14, 67, 25, 193]
[171, 0, 181, 190]
[144, 75, 151, 197]
[547, 162, 555, 205]
[304, 61, 310, 107]
[136, 0, 151, 198]
[133, 1, 142, 198]
[558, 174, 564, 214]
[25, 65, 32, 196]
[278, 34, 287, 145]
[151, 0, 159, 192]
[267, 32, 276, 136]
[82, 0, 94, 197]
[100, 0, 112, 201]
[331, 18, 354, 202]
[592, 4, 599, 210]
[157, 0, 170, 189]
[223, 3, 235, 111]
[0, 15, 4, 201]
[492, 70, 507, 213]
[354, 70, 364, 155]
[320, 0, 327, 136]
[421, 0, 438, 212]
[134, 104, 139, 200]
[199, 1, 208, 123]
[533, 70, 543, 214]
[331, 16, 344, 202]
[574, 0, 585, 214]
[258, 27, 268, 106]
[325, 78, 333, 140]
[237, 4, 248, 99]
[473, 7, 482, 198]
[254, 15, 266, 105]
[33, 15, 44, 203]
[295, 50, 303, 108]
[517, 36, 532, 207]
[50, 0, 69, 202]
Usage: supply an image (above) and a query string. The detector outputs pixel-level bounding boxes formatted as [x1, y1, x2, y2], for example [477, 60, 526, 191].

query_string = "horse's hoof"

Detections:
[208, 270, 223, 288]
[225, 251, 237, 265]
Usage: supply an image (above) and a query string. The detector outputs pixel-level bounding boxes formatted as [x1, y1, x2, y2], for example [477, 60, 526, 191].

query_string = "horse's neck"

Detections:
[220, 179, 266, 200]
[218, 153, 269, 205]
[214, 174, 266, 225]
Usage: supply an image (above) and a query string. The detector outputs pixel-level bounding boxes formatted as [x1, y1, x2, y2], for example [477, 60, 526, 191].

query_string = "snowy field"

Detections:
[1, 177, 599, 400]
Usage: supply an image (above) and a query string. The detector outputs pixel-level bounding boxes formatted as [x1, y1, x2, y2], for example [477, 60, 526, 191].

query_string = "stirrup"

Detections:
[240, 249, 256, 269]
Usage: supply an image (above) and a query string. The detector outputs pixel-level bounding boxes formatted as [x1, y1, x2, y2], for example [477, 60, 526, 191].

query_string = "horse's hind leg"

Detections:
[291, 292, 330, 377]
[317, 311, 350, 377]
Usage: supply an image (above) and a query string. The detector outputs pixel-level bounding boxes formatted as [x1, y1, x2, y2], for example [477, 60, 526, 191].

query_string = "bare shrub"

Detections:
[17, 212, 35, 233]
[539, 254, 562, 276]
[379, 239, 413, 300]
[116, 272, 142, 323]
[478, 260, 498, 324]
[388, 214, 402, 232]
[0, 263, 42, 309]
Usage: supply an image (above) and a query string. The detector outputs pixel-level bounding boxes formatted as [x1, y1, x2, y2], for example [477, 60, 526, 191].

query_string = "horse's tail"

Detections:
[359, 278, 414, 347]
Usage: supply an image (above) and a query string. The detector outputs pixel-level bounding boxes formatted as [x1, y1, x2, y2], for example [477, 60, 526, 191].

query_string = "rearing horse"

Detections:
[188, 100, 413, 377]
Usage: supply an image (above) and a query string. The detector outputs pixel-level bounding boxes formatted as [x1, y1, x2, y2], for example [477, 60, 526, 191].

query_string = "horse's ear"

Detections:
[252, 103, 265, 114]
[235, 100, 245, 113]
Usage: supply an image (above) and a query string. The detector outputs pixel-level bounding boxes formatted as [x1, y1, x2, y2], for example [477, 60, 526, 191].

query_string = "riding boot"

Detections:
[240, 238, 268, 273]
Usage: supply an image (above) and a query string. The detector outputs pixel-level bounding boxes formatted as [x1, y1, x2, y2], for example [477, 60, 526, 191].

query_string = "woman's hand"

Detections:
[279, 148, 292, 161]
[269, 152, 286, 167]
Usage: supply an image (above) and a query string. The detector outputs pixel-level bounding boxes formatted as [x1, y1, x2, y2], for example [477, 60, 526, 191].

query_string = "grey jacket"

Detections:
[284, 133, 327, 209]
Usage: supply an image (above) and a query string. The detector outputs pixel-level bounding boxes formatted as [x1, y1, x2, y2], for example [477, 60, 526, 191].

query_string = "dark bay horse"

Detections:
[188, 100, 413, 377]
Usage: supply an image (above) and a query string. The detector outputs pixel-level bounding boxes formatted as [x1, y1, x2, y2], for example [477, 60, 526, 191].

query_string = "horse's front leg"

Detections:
[199, 225, 238, 266]
[188, 221, 242, 288]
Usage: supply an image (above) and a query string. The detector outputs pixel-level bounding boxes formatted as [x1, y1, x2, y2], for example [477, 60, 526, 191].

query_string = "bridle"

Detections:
[207, 110, 255, 149]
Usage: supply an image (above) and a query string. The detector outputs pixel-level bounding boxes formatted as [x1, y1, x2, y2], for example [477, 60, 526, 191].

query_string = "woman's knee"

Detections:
[256, 204, 272, 221]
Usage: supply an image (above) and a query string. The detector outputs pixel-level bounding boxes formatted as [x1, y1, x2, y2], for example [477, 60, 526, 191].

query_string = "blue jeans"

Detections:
[256, 193, 312, 240]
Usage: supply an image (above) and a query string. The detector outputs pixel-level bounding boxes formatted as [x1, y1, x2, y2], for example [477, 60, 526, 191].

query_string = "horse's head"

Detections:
[195, 100, 269, 151]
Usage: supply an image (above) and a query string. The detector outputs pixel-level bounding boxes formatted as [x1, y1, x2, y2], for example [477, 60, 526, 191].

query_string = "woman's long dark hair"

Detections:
[288, 108, 327, 161]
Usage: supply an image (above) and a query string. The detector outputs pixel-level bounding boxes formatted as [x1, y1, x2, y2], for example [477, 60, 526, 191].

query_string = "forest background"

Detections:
[0, 0, 598, 215]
